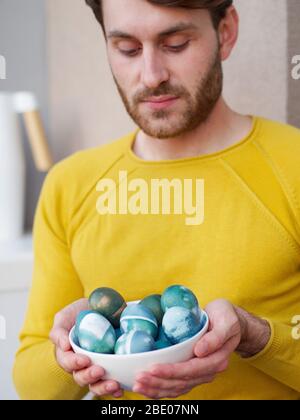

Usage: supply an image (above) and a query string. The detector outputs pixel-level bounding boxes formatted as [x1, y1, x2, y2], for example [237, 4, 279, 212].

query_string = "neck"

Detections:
[133, 97, 253, 161]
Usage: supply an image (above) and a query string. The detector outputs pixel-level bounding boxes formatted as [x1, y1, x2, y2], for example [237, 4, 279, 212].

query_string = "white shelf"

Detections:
[0, 233, 33, 292]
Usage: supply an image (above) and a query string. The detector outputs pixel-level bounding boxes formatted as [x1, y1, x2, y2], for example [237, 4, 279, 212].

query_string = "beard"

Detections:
[112, 45, 223, 139]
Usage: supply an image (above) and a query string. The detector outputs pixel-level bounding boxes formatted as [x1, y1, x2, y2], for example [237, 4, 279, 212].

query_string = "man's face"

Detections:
[103, 0, 223, 139]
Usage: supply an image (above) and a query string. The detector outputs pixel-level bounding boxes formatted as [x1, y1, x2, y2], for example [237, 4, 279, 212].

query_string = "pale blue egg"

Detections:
[162, 306, 201, 344]
[74, 310, 92, 344]
[161, 285, 200, 317]
[115, 330, 155, 355]
[120, 304, 158, 339]
[76, 310, 116, 353]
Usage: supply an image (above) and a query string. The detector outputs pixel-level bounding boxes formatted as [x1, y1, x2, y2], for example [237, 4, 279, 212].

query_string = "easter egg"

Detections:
[161, 285, 200, 317]
[115, 328, 122, 339]
[120, 303, 158, 339]
[89, 287, 127, 328]
[157, 325, 172, 343]
[74, 310, 92, 344]
[162, 306, 201, 344]
[76, 310, 116, 353]
[139, 294, 163, 324]
[154, 328, 172, 350]
[115, 330, 155, 355]
[154, 340, 172, 350]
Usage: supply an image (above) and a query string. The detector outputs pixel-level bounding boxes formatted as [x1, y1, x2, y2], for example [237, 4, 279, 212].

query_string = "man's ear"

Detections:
[218, 6, 239, 61]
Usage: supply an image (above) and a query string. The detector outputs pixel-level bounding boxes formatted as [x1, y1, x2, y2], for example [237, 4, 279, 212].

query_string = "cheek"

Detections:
[110, 57, 138, 91]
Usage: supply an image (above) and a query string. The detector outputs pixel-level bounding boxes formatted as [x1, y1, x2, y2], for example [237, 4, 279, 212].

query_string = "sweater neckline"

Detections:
[126, 115, 260, 167]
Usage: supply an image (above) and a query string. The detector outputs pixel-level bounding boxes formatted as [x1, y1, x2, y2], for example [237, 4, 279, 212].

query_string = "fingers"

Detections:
[134, 371, 215, 392]
[194, 328, 227, 358]
[133, 375, 214, 399]
[149, 358, 217, 380]
[73, 365, 106, 387]
[89, 380, 123, 398]
[49, 298, 89, 350]
[148, 344, 233, 382]
[55, 347, 91, 374]
[50, 326, 71, 351]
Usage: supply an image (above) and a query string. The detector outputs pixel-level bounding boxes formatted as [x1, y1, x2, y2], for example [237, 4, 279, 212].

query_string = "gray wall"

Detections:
[287, 0, 300, 128]
[0, 0, 49, 231]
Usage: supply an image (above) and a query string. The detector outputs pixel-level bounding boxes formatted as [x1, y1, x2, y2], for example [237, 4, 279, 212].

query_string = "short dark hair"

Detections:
[85, 0, 233, 36]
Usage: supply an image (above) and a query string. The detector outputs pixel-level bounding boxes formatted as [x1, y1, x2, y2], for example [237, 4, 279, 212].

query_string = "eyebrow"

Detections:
[107, 22, 198, 40]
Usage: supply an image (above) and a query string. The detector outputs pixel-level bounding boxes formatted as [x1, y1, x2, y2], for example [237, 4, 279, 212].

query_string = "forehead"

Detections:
[102, 0, 208, 40]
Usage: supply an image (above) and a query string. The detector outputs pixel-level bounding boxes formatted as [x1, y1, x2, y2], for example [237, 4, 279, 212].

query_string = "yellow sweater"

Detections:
[14, 116, 300, 400]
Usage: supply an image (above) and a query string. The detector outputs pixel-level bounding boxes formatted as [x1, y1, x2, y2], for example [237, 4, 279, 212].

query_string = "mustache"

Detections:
[136, 85, 184, 102]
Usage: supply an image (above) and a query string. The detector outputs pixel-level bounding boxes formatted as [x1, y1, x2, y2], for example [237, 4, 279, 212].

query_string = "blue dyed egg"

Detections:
[157, 326, 171, 343]
[89, 287, 126, 328]
[115, 328, 122, 339]
[76, 310, 116, 353]
[162, 306, 201, 344]
[115, 330, 155, 355]
[139, 294, 163, 324]
[74, 310, 92, 344]
[154, 340, 172, 350]
[161, 285, 200, 317]
[120, 304, 158, 339]
[154, 327, 173, 350]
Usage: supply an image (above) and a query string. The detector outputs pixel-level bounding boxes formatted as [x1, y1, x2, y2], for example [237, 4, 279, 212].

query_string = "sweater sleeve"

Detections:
[245, 318, 300, 393]
[13, 163, 88, 400]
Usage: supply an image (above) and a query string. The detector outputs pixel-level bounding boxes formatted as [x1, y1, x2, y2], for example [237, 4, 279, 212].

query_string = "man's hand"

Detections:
[49, 298, 123, 398]
[133, 299, 271, 399]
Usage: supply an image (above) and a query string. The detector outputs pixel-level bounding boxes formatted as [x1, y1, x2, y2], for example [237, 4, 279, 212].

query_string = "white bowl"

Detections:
[69, 304, 209, 391]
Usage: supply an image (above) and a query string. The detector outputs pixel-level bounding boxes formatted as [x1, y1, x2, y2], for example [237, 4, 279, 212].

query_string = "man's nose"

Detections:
[140, 48, 169, 89]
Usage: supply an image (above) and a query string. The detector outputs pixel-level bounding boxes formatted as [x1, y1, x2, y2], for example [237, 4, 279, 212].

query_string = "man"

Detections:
[14, 0, 300, 400]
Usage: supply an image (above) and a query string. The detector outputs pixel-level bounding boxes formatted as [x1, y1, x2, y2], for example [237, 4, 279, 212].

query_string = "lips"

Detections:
[143, 96, 178, 103]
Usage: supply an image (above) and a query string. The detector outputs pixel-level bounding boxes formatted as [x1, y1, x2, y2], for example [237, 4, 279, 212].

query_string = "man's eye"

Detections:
[120, 48, 140, 57]
[119, 41, 189, 57]
[167, 41, 190, 52]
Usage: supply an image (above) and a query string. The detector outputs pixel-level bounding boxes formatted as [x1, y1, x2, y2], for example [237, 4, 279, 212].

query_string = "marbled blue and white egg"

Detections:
[76, 310, 116, 353]
[162, 306, 201, 344]
[115, 330, 155, 355]
[120, 303, 158, 339]
[74, 310, 92, 344]
[139, 294, 163, 324]
[161, 285, 200, 318]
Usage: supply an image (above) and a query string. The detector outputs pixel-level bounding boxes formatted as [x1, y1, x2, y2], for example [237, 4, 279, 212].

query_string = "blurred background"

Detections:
[0, 0, 299, 400]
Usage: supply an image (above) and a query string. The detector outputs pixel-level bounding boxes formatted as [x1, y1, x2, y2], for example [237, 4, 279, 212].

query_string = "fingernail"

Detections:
[106, 383, 118, 392]
[113, 390, 123, 398]
[91, 367, 103, 378]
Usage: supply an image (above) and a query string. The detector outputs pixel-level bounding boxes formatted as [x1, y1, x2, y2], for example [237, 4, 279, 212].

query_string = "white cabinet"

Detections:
[0, 234, 33, 400]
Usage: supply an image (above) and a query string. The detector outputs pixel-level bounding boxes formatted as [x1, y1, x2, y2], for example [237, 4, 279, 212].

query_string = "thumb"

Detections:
[194, 328, 227, 358]
[49, 326, 71, 352]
